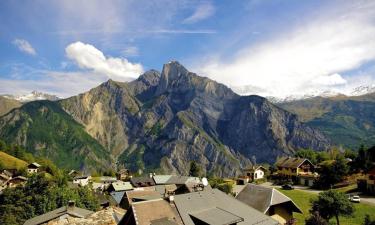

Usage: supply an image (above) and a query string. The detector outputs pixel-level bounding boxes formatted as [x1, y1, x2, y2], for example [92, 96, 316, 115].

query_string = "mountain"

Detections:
[0, 100, 111, 171]
[2, 91, 60, 102]
[278, 93, 375, 149]
[0, 96, 22, 116]
[0, 62, 330, 176]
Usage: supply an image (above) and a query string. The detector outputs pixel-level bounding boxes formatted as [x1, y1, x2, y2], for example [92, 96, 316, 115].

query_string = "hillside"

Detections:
[0, 151, 28, 169]
[0, 96, 22, 116]
[0, 100, 112, 171]
[279, 95, 375, 149]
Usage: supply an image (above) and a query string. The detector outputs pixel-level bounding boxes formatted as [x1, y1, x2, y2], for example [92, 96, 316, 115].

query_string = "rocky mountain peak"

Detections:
[156, 61, 189, 95]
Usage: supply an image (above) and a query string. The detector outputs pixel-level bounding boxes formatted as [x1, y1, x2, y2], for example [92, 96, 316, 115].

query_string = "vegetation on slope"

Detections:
[0, 100, 111, 171]
[0, 151, 27, 169]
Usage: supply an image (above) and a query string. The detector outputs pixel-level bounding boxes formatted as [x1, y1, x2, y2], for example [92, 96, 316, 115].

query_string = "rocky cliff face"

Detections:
[0, 61, 330, 176]
[58, 61, 330, 176]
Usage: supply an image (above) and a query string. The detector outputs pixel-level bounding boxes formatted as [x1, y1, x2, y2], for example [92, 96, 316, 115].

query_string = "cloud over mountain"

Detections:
[66, 42, 143, 81]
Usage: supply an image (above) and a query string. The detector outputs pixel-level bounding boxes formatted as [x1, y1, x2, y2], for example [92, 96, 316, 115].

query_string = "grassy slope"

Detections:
[0, 100, 110, 170]
[0, 151, 27, 169]
[279, 97, 375, 149]
[279, 189, 375, 225]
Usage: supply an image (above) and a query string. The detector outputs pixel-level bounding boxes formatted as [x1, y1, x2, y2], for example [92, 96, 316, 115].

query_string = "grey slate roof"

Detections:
[130, 177, 156, 187]
[235, 184, 302, 214]
[28, 162, 41, 168]
[153, 175, 173, 184]
[190, 207, 244, 225]
[110, 181, 133, 191]
[23, 206, 94, 225]
[173, 189, 278, 225]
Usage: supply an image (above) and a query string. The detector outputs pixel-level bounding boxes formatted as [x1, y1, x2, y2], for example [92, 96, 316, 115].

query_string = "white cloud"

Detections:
[12, 39, 36, 55]
[197, 2, 375, 98]
[65, 42, 143, 81]
[183, 1, 215, 24]
[312, 73, 347, 86]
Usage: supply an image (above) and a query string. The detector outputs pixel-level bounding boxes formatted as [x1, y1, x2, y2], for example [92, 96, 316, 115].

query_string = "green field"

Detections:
[278, 189, 375, 225]
[0, 151, 28, 169]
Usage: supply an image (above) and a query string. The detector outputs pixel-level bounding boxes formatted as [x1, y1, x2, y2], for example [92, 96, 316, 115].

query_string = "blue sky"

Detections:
[1, 0, 375, 98]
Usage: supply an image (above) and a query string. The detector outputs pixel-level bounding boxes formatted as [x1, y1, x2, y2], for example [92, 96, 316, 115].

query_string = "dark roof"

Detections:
[275, 157, 313, 168]
[130, 177, 155, 187]
[368, 167, 375, 176]
[24, 205, 93, 225]
[28, 162, 41, 169]
[120, 199, 183, 225]
[235, 184, 302, 214]
[173, 189, 278, 225]
[244, 166, 267, 172]
[190, 207, 244, 225]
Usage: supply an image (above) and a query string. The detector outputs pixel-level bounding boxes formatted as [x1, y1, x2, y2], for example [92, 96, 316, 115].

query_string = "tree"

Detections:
[311, 190, 354, 225]
[305, 211, 328, 225]
[363, 214, 375, 225]
[295, 149, 317, 165]
[189, 161, 201, 177]
[315, 156, 349, 189]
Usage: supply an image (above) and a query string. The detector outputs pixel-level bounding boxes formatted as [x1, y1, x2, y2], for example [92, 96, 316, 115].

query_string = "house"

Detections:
[73, 175, 91, 187]
[7, 176, 28, 188]
[130, 177, 156, 187]
[152, 175, 205, 193]
[23, 201, 94, 225]
[27, 162, 41, 174]
[243, 166, 267, 181]
[119, 198, 184, 225]
[275, 157, 316, 186]
[0, 173, 10, 184]
[116, 169, 130, 181]
[359, 167, 375, 195]
[236, 184, 302, 225]
[100, 176, 117, 184]
[119, 186, 162, 210]
[173, 189, 279, 225]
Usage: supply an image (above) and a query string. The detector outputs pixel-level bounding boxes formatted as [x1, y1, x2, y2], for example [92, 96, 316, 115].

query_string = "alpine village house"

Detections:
[274, 157, 317, 187]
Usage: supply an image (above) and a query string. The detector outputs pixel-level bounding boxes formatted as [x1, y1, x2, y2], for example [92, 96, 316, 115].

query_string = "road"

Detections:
[259, 182, 375, 206]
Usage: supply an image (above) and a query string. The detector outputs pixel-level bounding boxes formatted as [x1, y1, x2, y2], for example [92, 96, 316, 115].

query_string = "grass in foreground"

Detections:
[279, 189, 375, 225]
[0, 151, 28, 169]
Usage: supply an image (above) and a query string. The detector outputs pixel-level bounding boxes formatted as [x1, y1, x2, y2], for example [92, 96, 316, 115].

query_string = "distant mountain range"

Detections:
[231, 84, 375, 103]
[0, 62, 330, 176]
[2, 90, 60, 103]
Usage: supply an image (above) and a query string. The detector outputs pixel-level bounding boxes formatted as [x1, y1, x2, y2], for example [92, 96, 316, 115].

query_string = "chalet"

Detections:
[275, 157, 316, 186]
[119, 198, 184, 225]
[243, 166, 267, 181]
[116, 168, 130, 181]
[236, 184, 302, 225]
[73, 175, 91, 187]
[23, 201, 94, 225]
[0, 173, 10, 184]
[100, 176, 117, 184]
[7, 176, 28, 188]
[27, 162, 41, 174]
[173, 189, 279, 225]
[359, 167, 375, 195]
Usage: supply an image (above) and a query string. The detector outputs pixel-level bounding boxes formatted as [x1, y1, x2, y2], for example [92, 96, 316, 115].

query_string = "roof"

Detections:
[275, 157, 313, 169]
[244, 165, 267, 172]
[24, 205, 94, 225]
[190, 207, 244, 225]
[235, 184, 302, 214]
[122, 187, 162, 206]
[130, 177, 155, 187]
[121, 199, 183, 225]
[10, 176, 28, 181]
[110, 191, 126, 204]
[74, 176, 90, 180]
[28, 162, 41, 168]
[110, 181, 133, 192]
[173, 189, 278, 225]
[153, 175, 173, 184]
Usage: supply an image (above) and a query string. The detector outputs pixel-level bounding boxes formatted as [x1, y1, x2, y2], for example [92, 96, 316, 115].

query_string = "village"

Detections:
[1, 148, 375, 225]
